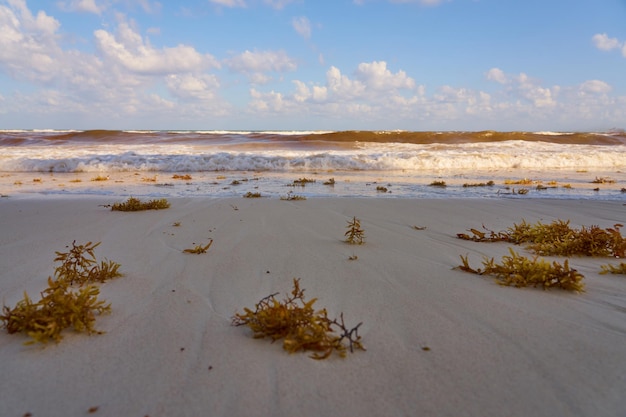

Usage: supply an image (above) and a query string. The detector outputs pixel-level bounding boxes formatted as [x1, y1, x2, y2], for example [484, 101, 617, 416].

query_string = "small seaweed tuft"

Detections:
[591, 177, 615, 184]
[172, 174, 192, 180]
[232, 278, 365, 359]
[293, 178, 316, 186]
[53, 241, 122, 285]
[243, 192, 262, 198]
[280, 191, 307, 201]
[463, 181, 495, 187]
[429, 180, 446, 187]
[345, 216, 365, 244]
[599, 262, 626, 275]
[183, 239, 213, 254]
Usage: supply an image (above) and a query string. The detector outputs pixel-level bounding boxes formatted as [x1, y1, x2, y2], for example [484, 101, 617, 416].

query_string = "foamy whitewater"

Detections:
[1, 129, 625, 200]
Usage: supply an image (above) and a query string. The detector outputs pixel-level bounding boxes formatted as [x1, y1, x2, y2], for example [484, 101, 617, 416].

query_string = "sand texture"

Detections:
[1, 197, 625, 417]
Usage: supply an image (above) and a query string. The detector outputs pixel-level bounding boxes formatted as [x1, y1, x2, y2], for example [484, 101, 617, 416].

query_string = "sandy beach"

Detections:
[1, 196, 625, 417]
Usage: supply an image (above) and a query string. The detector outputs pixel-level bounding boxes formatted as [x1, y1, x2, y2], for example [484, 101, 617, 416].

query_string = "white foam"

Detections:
[1, 140, 625, 173]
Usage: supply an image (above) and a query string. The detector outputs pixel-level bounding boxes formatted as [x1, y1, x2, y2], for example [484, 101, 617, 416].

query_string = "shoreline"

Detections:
[1, 168, 625, 201]
[1, 197, 625, 416]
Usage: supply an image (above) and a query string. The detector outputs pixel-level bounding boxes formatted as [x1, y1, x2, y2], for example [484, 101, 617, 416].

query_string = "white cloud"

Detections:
[592, 33, 621, 51]
[292, 16, 311, 39]
[292, 80, 327, 102]
[57, 0, 161, 15]
[248, 61, 422, 121]
[226, 50, 297, 74]
[209, 0, 246, 7]
[0, 1, 64, 82]
[6, 0, 60, 34]
[57, 0, 103, 14]
[354, 61, 415, 90]
[326, 66, 366, 98]
[486, 68, 507, 84]
[486, 68, 556, 108]
[579, 80, 611, 94]
[94, 22, 219, 75]
[592, 33, 626, 58]
[134, 0, 162, 14]
[0, 1, 230, 126]
[166, 73, 220, 101]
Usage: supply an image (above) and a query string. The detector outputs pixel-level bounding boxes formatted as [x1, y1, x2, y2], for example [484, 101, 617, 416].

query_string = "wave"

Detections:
[2, 141, 625, 173]
[1, 129, 625, 147]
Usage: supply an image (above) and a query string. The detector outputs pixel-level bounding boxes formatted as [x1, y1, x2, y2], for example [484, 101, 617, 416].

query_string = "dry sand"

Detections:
[1, 196, 625, 417]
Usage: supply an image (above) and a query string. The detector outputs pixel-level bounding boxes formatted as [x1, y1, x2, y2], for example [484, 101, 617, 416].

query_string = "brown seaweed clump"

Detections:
[458, 220, 625, 258]
[458, 248, 585, 292]
[1, 241, 122, 344]
[110, 197, 170, 211]
[232, 279, 365, 359]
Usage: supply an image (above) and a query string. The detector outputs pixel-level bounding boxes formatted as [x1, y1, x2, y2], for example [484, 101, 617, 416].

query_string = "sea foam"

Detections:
[1, 140, 624, 173]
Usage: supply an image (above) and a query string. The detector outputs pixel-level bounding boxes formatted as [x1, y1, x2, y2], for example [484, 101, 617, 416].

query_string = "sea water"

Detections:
[1, 130, 625, 200]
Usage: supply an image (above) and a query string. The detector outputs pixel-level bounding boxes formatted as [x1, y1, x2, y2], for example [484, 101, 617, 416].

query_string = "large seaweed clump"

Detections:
[110, 197, 170, 211]
[458, 220, 625, 257]
[232, 279, 365, 359]
[0, 241, 122, 344]
[458, 248, 585, 292]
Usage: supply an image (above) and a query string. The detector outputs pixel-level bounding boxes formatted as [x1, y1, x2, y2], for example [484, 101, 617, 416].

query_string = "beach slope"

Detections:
[1, 197, 625, 417]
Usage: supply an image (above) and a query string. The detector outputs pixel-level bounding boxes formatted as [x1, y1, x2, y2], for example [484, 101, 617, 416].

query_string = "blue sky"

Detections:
[0, 0, 625, 131]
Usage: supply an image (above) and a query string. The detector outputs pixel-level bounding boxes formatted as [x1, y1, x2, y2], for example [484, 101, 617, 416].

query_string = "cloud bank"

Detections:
[0, 1, 624, 130]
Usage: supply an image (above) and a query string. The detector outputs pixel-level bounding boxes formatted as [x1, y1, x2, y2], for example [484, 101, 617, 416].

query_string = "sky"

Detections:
[0, 0, 625, 131]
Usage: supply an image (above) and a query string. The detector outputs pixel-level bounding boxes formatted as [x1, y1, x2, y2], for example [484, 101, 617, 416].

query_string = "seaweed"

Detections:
[458, 248, 585, 292]
[280, 191, 307, 201]
[232, 279, 365, 359]
[345, 216, 365, 244]
[172, 174, 192, 180]
[463, 181, 495, 187]
[183, 240, 213, 254]
[458, 220, 625, 257]
[1, 241, 121, 344]
[323, 178, 335, 186]
[243, 192, 262, 198]
[53, 241, 122, 285]
[504, 178, 535, 185]
[599, 262, 626, 275]
[591, 177, 615, 184]
[110, 197, 170, 211]
[1, 280, 111, 344]
[293, 177, 316, 185]
[429, 181, 446, 187]
[456, 225, 510, 242]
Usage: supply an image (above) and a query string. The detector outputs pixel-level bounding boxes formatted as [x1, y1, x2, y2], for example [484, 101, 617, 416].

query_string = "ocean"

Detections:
[1, 129, 625, 200]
